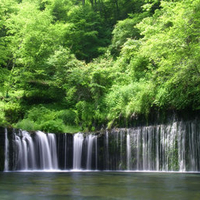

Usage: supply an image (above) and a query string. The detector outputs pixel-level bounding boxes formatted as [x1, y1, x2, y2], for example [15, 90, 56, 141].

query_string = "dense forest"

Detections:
[0, 0, 200, 133]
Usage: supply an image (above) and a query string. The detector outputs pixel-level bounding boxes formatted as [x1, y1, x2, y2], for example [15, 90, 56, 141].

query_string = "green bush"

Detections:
[26, 105, 56, 123]
[75, 101, 95, 130]
[4, 103, 24, 124]
[40, 119, 66, 133]
[64, 125, 81, 133]
[15, 119, 40, 131]
[58, 109, 76, 125]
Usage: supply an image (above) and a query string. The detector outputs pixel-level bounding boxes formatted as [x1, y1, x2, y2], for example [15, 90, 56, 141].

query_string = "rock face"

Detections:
[1, 110, 200, 172]
[0, 127, 5, 171]
[2, 118, 200, 172]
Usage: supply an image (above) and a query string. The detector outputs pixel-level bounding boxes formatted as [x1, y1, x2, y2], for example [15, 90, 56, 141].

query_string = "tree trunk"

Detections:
[90, 0, 94, 8]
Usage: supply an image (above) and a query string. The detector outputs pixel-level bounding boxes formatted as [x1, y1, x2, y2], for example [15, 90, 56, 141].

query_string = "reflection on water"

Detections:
[0, 172, 200, 200]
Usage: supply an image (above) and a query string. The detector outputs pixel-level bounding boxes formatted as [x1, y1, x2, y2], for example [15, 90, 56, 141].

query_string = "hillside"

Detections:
[0, 0, 200, 133]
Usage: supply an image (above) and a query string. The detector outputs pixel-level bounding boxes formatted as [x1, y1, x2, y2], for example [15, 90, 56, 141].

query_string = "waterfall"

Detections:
[25, 131, 36, 169]
[35, 131, 53, 169]
[105, 131, 109, 170]
[48, 133, 58, 169]
[73, 133, 84, 170]
[86, 135, 96, 170]
[4, 128, 9, 172]
[12, 130, 58, 170]
[119, 130, 123, 169]
[35, 131, 59, 170]
[177, 122, 186, 171]
[156, 126, 160, 171]
[126, 131, 131, 170]
[136, 128, 141, 170]
[64, 133, 67, 169]
[95, 136, 98, 170]
[3, 120, 200, 172]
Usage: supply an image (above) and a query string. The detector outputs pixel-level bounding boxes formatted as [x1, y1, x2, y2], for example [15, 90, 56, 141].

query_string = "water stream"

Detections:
[4, 128, 9, 172]
[4, 120, 200, 172]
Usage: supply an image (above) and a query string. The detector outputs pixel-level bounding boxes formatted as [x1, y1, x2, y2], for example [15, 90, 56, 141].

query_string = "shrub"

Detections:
[40, 119, 65, 133]
[4, 103, 24, 124]
[15, 119, 39, 131]
[26, 105, 56, 123]
[58, 109, 76, 125]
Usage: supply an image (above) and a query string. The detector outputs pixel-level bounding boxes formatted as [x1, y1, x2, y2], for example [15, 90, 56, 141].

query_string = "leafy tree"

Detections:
[137, 0, 200, 110]
[64, 5, 110, 61]
[1, 0, 200, 132]
[110, 12, 148, 56]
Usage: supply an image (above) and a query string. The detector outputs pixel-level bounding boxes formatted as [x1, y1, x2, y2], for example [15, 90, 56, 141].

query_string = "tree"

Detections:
[64, 5, 110, 61]
[136, 0, 200, 110]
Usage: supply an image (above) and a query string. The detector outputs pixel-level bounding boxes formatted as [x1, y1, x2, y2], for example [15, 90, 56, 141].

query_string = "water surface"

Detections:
[0, 171, 200, 200]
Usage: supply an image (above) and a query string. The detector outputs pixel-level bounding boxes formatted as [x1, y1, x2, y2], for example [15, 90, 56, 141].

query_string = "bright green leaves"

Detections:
[104, 0, 200, 127]
[1, 0, 200, 131]
[46, 46, 84, 88]
[136, 0, 200, 110]
[110, 13, 148, 56]
[0, 0, 17, 66]
[7, 2, 56, 67]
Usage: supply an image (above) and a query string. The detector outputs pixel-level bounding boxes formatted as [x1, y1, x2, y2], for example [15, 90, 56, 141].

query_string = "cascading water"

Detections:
[3, 120, 200, 172]
[105, 131, 109, 170]
[4, 128, 9, 172]
[35, 131, 53, 169]
[86, 135, 97, 170]
[48, 133, 58, 169]
[35, 131, 58, 170]
[11, 130, 58, 170]
[13, 130, 35, 170]
[94, 136, 98, 170]
[126, 131, 131, 170]
[73, 133, 84, 170]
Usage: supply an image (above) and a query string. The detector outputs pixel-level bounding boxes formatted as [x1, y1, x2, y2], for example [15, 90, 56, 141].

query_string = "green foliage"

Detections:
[106, 80, 155, 122]
[0, 0, 16, 66]
[15, 106, 81, 133]
[15, 119, 39, 131]
[25, 106, 56, 123]
[0, 102, 7, 126]
[0, 68, 10, 95]
[40, 119, 66, 133]
[46, 46, 84, 88]
[4, 102, 24, 123]
[75, 100, 95, 130]
[136, 0, 200, 110]
[7, 1, 54, 66]
[110, 13, 148, 56]
[1, 0, 200, 132]
[58, 109, 76, 125]
[64, 5, 109, 61]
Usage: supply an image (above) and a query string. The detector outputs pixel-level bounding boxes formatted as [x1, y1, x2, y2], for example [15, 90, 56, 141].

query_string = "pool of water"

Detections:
[0, 171, 200, 200]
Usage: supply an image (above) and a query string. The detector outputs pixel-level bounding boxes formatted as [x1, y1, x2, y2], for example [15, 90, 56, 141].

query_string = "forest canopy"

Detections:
[0, 0, 200, 133]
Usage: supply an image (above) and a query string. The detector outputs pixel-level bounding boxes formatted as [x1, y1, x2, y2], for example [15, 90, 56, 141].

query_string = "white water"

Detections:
[126, 122, 200, 171]
[48, 133, 58, 169]
[95, 136, 98, 170]
[5, 120, 200, 172]
[126, 131, 131, 170]
[12, 130, 58, 170]
[4, 128, 9, 172]
[73, 133, 84, 170]
[105, 131, 109, 170]
[86, 135, 96, 169]
[24, 131, 36, 169]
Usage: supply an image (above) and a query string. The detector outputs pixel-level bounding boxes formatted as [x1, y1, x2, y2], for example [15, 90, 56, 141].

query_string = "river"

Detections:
[0, 171, 200, 200]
